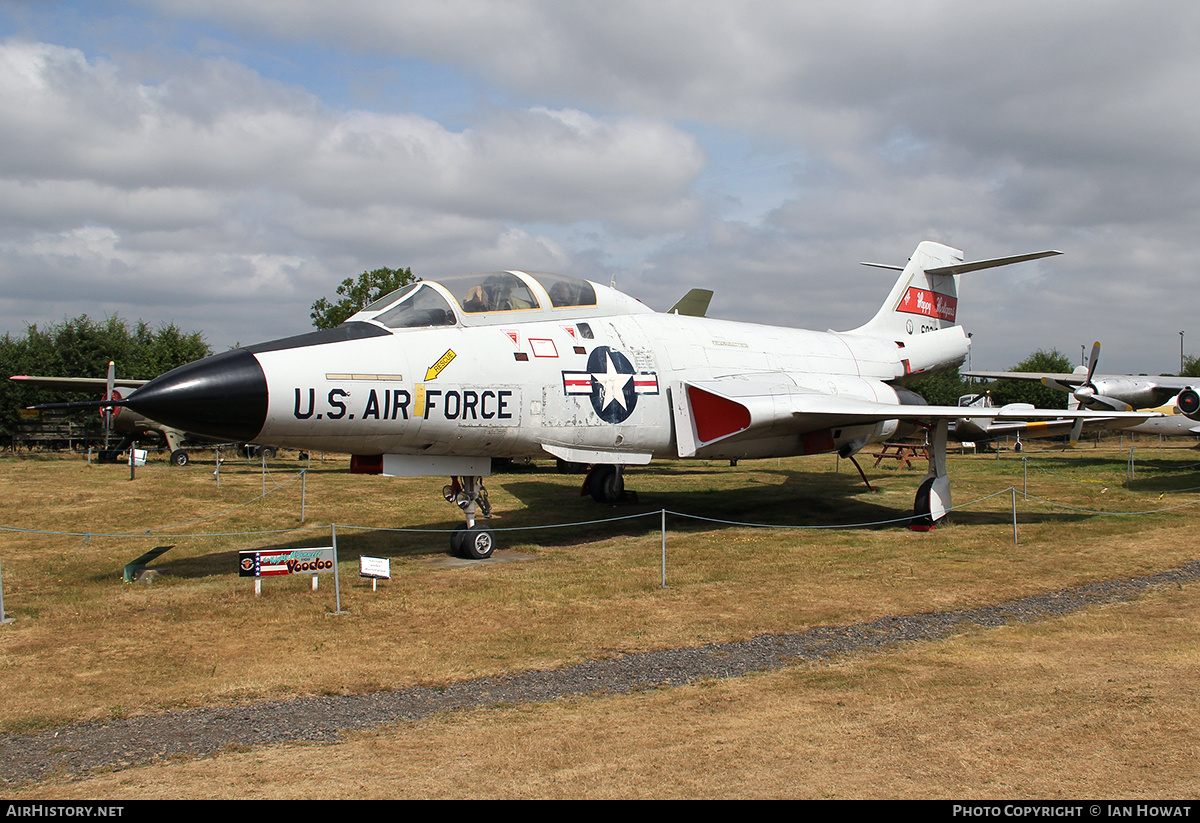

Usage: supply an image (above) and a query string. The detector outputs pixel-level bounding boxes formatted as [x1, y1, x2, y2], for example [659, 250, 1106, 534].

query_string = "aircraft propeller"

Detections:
[103, 360, 115, 449]
[1068, 341, 1132, 445]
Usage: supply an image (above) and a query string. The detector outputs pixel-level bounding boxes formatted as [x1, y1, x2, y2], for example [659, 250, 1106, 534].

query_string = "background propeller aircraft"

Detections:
[10, 362, 196, 464]
[91, 241, 1156, 558]
[947, 391, 1191, 451]
[965, 341, 1200, 444]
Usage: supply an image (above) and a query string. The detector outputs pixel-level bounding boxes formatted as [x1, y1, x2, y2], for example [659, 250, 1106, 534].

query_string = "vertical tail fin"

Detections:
[851, 241, 965, 338]
[849, 242, 1061, 339]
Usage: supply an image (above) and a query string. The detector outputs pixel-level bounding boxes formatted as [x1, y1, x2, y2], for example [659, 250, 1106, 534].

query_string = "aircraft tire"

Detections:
[589, 464, 624, 504]
[556, 458, 588, 475]
[170, 449, 189, 467]
[912, 476, 936, 528]
[460, 525, 496, 560]
[911, 474, 950, 528]
[258, 446, 277, 459]
[450, 524, 469, 556]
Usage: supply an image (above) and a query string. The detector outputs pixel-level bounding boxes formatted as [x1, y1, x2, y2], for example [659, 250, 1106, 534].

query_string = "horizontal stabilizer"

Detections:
[925, 250, 1061, 277]
[860, 250, 1060, 277]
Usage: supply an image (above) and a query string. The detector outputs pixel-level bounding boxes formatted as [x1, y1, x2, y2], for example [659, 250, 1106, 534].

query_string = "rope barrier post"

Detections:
[1011, 486, 1018, 545]
[262, 450, 266, 497]
[0, 547, 12, 624]
[661, 509, 667, 588]
[214, 448, 220, 486]
[300, 470, 306, 523]
[331, 523, 343, 615]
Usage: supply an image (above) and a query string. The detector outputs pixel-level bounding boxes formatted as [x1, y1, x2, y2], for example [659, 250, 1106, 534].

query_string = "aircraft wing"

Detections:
[963, 369, 1199, 393]
[9, 375, 149, 392]
[963, 370, 1084, 384]
[675, 377, 1159, 457]
[950, 415, 1139, 442]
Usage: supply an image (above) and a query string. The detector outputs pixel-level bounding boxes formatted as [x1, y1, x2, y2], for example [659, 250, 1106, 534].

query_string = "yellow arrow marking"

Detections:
[425, 349, 456, 381]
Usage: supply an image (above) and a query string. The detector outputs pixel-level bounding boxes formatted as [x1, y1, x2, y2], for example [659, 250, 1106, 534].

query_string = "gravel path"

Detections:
[4, 559, 1198, 787]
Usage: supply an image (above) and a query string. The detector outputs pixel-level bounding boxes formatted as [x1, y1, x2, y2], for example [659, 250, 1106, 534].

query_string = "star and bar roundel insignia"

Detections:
[561, 346, 659, 423]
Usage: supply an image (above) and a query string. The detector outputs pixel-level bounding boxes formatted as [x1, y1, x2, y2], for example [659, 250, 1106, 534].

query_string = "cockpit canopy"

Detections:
[349, 271, 605, 330]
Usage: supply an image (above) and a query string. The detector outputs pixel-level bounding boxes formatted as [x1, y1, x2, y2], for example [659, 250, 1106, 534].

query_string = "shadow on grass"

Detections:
[151, 465, 1090, 578]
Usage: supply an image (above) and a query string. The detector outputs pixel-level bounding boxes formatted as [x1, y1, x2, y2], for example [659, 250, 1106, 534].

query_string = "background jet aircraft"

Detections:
[95, 242, 1155, 559]
[965, 341, 1200, 442]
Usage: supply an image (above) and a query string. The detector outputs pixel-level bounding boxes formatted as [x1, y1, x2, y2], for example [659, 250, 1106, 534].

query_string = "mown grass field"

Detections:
[2, 437, 1199, 798]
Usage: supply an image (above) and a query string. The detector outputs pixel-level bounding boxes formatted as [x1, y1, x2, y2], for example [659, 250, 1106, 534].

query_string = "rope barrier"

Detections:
[4, 451, 1200, 542]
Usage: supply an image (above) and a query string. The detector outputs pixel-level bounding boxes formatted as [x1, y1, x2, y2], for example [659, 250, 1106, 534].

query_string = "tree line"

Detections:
[1, 267, 414, 444]
[0, 265, 1188, 445]
[0, 315, 211, 440]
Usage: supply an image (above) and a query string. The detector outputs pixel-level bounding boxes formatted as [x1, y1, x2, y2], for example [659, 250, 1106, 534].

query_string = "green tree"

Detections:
[0, 315, 210, 440]
[986, 348, 1074, 409]
[909, 366, 968, 407]
[310, 267, 417, 329]
[1180, 354, 1200, 378]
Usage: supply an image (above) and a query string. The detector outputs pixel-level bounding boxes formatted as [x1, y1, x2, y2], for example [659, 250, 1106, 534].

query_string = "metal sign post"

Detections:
[0, 548, 12, 624]
[360, 556, 391, 592]
[332, 524, 343, 614]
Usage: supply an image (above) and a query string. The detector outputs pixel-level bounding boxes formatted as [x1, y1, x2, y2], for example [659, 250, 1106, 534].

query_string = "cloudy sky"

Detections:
[1, 1, 1197, 374]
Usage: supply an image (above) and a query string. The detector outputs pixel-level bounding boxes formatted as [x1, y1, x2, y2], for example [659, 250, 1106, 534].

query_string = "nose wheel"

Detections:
[443, 476, 497, 559]
[452, 523, 497, 559]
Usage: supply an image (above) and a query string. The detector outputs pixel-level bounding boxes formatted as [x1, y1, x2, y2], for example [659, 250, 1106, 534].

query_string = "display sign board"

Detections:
[239, 547, 335, 577]
[359, 556, 391, 580]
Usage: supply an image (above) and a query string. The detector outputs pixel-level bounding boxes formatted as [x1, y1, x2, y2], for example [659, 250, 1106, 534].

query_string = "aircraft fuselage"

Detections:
[250, 311, 954, 462]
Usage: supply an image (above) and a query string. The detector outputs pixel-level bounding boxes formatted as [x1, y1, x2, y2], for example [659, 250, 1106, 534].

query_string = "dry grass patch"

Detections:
[11, 584, 1199, 799]
[1, 440, 1198, 740]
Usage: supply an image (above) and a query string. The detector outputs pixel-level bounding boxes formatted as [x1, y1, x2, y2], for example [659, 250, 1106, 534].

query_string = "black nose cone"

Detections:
[126, 348, 268, 442]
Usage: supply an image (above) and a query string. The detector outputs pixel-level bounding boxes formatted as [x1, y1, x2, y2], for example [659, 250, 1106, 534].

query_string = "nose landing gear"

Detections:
[443, 476, 496, 559]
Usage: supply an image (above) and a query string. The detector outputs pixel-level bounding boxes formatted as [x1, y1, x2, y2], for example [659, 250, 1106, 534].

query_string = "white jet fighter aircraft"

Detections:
[108, 241, 1156, 558]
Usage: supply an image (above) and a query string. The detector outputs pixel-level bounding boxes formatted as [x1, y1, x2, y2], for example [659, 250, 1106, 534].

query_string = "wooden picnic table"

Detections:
[870, 442, 931, 469]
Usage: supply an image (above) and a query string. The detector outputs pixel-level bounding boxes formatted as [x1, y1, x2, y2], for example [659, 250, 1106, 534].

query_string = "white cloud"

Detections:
[1, 2, 1199, 372]
[0, 32, 706, 345]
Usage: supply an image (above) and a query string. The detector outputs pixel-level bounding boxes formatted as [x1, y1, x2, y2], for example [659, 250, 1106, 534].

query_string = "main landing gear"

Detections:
[582, 464, 636, 504]
[443, 476, 496, 559]
[585, 464, 623, 504]
[911, 419, 951, 531]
